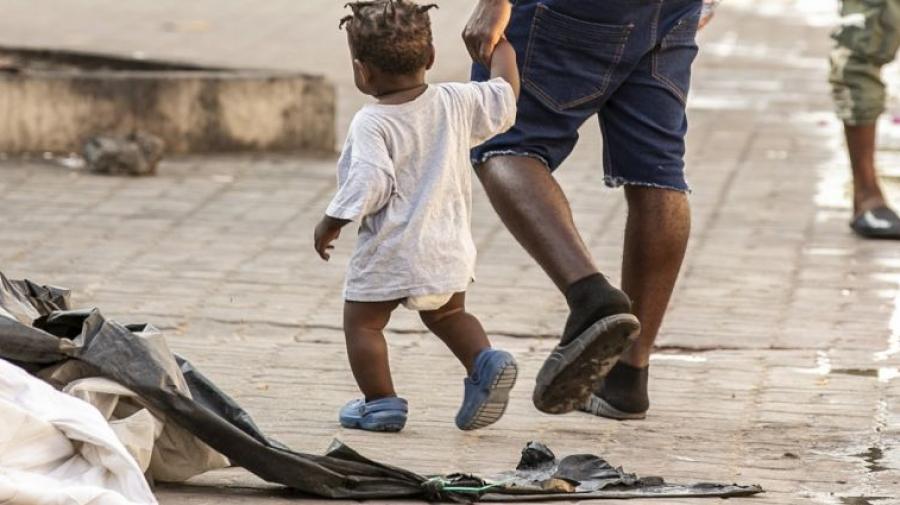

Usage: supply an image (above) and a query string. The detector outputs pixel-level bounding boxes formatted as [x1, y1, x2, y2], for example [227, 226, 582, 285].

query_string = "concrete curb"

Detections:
[0, 47, 336, 155]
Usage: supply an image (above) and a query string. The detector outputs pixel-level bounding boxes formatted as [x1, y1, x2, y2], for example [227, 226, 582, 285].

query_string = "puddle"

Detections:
[839, 498, 892, 505]
[796, 350, 833, 376]
[831, 368, 877, 378]
[809, 106, 900, 369]
[650, 354, 708, 363]
[803, 247, 852, 257]
[871, 33, 900, 367]
[804, 492, 894, 505]
[687, 94, 756, 111]
[794, 351, 898, 383]
[873, 291, 900, 362]
[701, 40, 826, 70]
[798, 365, 899, 383]
[815, 160, 852, 211]
[817, 444, 900, 473]
[830, 368, 898, 382]
[722, 0, 838, 28]
[853, 447, 888, 473]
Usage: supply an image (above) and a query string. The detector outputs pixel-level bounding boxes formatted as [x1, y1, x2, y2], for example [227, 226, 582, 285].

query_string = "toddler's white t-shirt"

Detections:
[326, 78, 517, 302]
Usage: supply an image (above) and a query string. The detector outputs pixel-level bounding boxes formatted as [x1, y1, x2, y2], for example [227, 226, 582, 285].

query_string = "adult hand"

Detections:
[463, 0, 512, 68]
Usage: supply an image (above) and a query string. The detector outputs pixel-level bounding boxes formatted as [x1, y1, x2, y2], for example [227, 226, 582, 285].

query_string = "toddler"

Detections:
[314, 0, 521, 432]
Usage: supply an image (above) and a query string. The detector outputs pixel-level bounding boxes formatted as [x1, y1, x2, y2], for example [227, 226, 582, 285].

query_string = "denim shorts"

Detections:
[471, 0, 702, 192]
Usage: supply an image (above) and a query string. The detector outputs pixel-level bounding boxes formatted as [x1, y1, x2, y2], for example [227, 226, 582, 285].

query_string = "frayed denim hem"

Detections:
[471, 150, 552, 170]
[603, 175, 691, 194]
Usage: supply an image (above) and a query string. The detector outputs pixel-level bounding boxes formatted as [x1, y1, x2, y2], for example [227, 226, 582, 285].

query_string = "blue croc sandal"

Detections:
[339, 397, 408, 432]
[456, 348, 518, 431]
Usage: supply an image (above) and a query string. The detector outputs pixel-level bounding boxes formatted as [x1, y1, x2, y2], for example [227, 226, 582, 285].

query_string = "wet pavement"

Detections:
[1, 1, 899, 504]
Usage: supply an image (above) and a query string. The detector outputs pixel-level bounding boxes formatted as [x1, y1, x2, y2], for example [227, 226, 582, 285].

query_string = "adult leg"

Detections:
[619, 187, 691, 369]
[580, 0, 700, 419]
[471, 0, 646, 415]
[587, 187, 690, 418]
[830, 0, 900, 238]
[476, 157, 633, 344]
[475, 156, 596, 292]
[343, 300, 401, 401]
[477, 157, 637, 415]
[844, 123, 887, 214]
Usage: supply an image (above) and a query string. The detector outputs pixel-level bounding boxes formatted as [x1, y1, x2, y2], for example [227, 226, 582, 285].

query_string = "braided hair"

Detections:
[340, 0, 439, 74]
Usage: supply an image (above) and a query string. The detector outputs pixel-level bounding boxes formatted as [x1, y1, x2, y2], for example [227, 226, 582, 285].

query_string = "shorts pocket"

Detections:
[651, 12, 700, 104]
[522, 4, 632, 111]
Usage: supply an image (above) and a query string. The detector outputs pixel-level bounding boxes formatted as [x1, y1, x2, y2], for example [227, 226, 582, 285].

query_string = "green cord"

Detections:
[425, 477, 514, 494]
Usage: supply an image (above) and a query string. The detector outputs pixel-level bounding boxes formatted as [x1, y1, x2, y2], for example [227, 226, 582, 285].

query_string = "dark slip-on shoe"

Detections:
[851, 206, 900, 240]
[533, 313, 640, 415]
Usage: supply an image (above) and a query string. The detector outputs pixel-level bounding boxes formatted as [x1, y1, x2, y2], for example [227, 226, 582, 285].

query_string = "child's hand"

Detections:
[314, 217, 346, 261]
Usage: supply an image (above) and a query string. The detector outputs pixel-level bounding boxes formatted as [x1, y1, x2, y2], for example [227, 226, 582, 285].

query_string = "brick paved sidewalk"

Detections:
[1, 1, 899, 504]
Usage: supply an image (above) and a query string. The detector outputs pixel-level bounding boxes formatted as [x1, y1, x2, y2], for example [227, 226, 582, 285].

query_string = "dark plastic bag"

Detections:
[0, 272, 762, 501]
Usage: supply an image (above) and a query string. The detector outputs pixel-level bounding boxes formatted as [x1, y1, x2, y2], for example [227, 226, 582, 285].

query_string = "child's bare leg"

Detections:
[421, 292, 517, 430]
[419, 292, 490, 374]
[344, 300, 401, 401]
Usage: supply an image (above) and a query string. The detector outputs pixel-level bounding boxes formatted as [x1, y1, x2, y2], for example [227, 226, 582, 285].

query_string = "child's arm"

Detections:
[464, 38, 519, 146]
[314, 215, 350, 261]
[490, 38, 520, 99]
[315, 117, 394, 262]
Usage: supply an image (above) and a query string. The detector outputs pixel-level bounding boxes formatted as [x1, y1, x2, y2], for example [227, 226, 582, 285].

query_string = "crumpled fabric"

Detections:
[63, 376, 230, 481]
[0, 271, 764, 501]
[0, 358, 156, 505]
[0, 273, 427, 499]
[36, 322, 231, 483]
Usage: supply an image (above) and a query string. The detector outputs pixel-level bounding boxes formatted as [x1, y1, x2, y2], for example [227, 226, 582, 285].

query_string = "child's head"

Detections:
[340, 0, 438, 95]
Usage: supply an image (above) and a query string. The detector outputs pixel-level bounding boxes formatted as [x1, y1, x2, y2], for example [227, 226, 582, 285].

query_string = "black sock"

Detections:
[598, 361, 649, 414]
[561, 273, 631, 345]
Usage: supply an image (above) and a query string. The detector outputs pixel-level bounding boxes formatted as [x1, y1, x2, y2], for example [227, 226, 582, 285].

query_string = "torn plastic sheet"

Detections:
[0, 272, 763, 501]
[472, 442, 761, 501]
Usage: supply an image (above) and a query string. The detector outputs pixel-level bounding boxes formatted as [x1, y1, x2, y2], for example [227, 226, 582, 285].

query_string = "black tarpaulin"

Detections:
[0, 272, 763, 501]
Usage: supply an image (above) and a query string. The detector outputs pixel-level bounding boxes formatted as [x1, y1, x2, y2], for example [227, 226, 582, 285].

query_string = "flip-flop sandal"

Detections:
[532, 313, 640, 415]
[580, 392, 647, 420]
[850, 206, 900, 240]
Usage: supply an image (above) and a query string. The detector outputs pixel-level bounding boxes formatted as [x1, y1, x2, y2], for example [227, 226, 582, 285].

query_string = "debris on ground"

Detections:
[0, 358, 157, 505]
[83, 132, 164, 176]
[0, 272, 764, 501]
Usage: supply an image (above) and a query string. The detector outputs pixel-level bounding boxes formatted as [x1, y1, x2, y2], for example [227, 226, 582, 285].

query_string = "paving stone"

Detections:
[1, 1, 899, 504]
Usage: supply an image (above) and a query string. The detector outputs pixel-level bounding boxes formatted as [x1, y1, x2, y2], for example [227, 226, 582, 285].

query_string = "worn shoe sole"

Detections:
[358, 416, 406, 432]
[457, 359, 518, 431]
[341, 410, 407, 433]
[580, 392, 647, 420]
[851, 228, 900, 240]
[533, 313, 640, 415]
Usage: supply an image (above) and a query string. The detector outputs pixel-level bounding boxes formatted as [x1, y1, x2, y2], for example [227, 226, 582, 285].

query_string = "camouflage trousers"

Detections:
[830, 0, 900, 125]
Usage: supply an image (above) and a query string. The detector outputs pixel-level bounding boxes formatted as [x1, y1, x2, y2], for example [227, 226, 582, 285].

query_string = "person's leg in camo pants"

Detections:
[829, 0, 900, 239]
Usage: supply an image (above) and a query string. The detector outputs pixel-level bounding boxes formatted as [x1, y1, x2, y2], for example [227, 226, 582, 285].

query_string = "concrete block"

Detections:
[0, 47, 335, 155]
